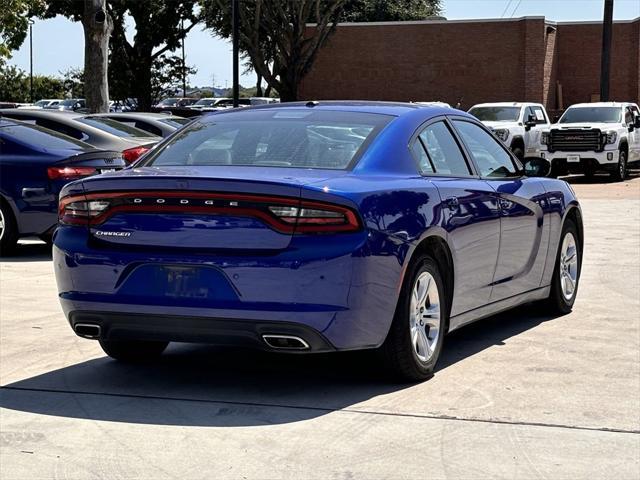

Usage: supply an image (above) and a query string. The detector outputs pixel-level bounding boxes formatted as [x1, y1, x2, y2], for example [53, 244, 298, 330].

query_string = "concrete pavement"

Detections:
[1, 176, 639, 479]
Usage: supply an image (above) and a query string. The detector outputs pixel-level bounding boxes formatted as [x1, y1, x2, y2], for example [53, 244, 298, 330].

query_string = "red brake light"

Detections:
[48, 166, 97, 180]
[122, 146, 149, 164]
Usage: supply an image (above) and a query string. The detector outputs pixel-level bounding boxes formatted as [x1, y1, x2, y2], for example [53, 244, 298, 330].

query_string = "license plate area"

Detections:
[567, 155, 580, 163]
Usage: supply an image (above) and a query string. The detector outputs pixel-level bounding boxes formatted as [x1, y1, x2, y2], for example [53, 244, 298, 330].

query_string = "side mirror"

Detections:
[523, 156, 551, 177]
[634, 116, 640, 129]
[524, 114, 537, 131]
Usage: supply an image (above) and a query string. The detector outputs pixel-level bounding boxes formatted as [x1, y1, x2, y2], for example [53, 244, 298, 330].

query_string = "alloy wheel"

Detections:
[409, 271, 441, 362]
[0, 207, 5, 241]
[559, 232, 578, 300]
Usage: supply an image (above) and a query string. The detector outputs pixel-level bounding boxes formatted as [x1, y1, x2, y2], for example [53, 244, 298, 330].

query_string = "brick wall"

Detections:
[299, 17, 640, 110]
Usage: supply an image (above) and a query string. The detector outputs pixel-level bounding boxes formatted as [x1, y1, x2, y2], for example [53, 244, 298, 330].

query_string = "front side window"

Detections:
[453, 120, 519, 178]
[413, 121, 470, 176]
[143, 110, 391, 170]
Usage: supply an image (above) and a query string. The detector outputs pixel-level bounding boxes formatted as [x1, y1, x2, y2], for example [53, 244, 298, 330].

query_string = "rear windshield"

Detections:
[160, 117, 191, 127]
[143, 110, 391, 170]
[78, 117, 154, 138]
[0, 123, 90, 150]
[158, 98, 178, 106]
[468, 107, 521, 122]
[194, 99, 217, 106]
[559, 107, 621, 124]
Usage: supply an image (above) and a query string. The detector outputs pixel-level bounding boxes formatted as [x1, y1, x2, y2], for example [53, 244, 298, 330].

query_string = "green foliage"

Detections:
[341, 0, 442, 22]
[0, 64, 66, 102]
[0, 0, 45, 60]
[150, 54, 198, 101]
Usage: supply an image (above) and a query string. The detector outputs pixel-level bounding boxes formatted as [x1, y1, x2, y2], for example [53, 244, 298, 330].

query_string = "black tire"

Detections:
[512, 147, 524, 162]
[381, 254, 448, 381]
[546, 219, 581, 314]
[99, 339, 168, 362]
[0, 200, 19, 256]
[611, 149, 627, 182]
[583, 164, 596, 179]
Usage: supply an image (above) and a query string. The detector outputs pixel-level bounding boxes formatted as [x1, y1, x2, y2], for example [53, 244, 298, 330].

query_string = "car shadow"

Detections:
[0, 240, 51, 262]
[0, 303, 561, 427]
[561, 168, 639, 184]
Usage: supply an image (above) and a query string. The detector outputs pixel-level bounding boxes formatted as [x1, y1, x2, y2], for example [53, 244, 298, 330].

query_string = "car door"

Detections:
[451, 118, 548, 301]
[411, 118, 501, 317]
[523, 105, 548, 157]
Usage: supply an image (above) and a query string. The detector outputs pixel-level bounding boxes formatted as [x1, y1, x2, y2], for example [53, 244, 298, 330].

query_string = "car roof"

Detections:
[0, 109, 83, 119]
[207, 100, 430, 118]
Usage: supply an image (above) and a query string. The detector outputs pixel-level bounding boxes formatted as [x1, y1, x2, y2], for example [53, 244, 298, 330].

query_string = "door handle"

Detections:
[444, 196, 459, 210]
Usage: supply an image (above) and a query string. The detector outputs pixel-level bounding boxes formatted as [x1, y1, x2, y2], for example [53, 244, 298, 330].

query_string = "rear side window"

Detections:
[412, 121, 471, 176]
[453, 120, 519, 178]
[78, 117, 153, 138]
[143, 110, 391, 170]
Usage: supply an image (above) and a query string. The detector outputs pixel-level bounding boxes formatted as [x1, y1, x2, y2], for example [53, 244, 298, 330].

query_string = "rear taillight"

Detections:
[59, 197, 111, 225]
[58, 192, 361, 233]
[48, 166, 97, 180]
[122, 146, 149, 164]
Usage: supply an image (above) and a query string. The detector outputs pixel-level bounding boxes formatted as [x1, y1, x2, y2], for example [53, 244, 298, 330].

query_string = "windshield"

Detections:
[559, 107, 621, 124]
[158, 98, 178, 106]
[468, 107, 521, 122]
[60, 99, 80, 106]
[34, 100, 51, 107]
[142, 110, 391, 170]
[2, 123, 91, 150]
[78, 117, 155, 138]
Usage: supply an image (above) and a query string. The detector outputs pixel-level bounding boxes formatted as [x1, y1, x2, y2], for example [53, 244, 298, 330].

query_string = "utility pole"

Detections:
[181, 19, 187, 97]
[28, 19, 34, 103]
[232, 0, 239, 107]
[600, 0, 614, 101]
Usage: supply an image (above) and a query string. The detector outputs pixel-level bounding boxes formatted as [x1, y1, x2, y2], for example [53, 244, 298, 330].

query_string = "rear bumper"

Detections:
[69, 310, 336, 352]
[53, 227, 405, 351]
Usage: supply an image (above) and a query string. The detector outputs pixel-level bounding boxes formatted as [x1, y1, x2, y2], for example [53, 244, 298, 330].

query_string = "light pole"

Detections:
[600, 0, 614, 101]
[181, 18, 187, 97]
[232, 0, 239, 107]
[28, 18, 34, 103]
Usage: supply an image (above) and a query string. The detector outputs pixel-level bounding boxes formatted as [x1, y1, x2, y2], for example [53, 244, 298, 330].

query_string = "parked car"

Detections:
[32, 99, 63, 109]
[45, 98, 87, 112]
[54, 101, 583, 381]
[188, 97, 227, 110]
[540, 102, 640, 180]
[0, 109, 161, 163]
[154, 98, 198, 109]
[468, 102, 550, 160]
[0, 118, 126, 254]
[192, 98, 252, 111]
[86, 112, 191, 138]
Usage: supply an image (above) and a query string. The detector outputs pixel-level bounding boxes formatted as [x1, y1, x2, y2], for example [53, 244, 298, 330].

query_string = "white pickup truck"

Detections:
[468, 102, 550, 160]
[539, 102, 640, 181]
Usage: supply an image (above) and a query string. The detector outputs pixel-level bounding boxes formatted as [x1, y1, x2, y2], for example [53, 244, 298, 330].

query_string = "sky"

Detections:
[8, 0, 640, 90]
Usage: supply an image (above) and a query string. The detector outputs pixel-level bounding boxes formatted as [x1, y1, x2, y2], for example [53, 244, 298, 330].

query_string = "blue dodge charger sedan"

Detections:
[53, 102, 582, 380]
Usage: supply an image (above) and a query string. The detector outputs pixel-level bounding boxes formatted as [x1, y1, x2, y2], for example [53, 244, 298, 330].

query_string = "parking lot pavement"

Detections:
[1, 176, 639, 479]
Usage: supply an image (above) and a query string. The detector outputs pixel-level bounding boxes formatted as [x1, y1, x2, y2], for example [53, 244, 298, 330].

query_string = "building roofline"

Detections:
[307, 16, 639, 27]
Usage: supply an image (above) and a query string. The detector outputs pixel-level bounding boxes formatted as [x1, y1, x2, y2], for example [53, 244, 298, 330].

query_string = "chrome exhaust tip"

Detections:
[74, 323, 101, 339]
[262, 334, 310, 350]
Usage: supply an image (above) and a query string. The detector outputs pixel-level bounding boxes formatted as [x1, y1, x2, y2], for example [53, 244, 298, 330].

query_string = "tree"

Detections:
[82, 0, 112, 112]
[44, 0, 201, 111]
[150, 54, 197, 102]
[0, 65, 66, 101]
[0, 0, 44, 63]
[340, 0, 441, 22]
[203, 0, 347, 102]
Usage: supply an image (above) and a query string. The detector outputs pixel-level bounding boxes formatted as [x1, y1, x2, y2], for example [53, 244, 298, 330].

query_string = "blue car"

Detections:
[53, 102, 583, 380]
[0, 118, 126, 254]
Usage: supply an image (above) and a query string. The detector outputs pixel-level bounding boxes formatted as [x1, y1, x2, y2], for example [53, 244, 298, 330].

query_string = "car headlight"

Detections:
[493, 128, 509, 142]
[541, 132, 550, 145]
[605, 131, 617, 144]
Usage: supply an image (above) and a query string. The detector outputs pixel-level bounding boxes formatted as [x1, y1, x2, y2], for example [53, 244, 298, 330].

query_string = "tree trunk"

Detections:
[82, 0, 112, 113]
[255, 72, 263, 97]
